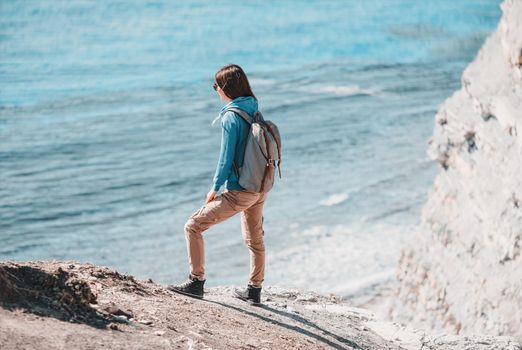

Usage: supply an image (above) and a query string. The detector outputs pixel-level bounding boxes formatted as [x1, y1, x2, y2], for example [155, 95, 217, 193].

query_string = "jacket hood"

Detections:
[211, 96, 258, 126]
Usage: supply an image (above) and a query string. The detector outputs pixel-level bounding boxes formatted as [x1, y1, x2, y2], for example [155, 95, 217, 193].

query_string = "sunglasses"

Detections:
[213, 78, 230, 91]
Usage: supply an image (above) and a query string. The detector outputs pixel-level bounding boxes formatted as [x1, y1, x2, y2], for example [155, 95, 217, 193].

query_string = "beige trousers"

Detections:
[184, 189, 268, 287]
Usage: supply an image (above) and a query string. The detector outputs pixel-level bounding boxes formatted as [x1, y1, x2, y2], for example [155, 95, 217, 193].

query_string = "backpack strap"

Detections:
[224, 107, 253, 125]
[232, 161, 240, 178]
[223, 107, 252, 179]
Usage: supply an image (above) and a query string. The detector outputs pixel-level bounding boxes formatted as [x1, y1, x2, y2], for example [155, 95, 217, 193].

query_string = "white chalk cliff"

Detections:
[389, 0, 522, 340]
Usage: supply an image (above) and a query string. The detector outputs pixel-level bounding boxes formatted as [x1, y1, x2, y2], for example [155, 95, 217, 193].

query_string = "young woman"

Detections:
[168, 64, 268, 305]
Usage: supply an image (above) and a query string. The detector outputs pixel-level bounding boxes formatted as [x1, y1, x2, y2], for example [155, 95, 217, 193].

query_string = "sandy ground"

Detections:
[1, 261, 520, 350]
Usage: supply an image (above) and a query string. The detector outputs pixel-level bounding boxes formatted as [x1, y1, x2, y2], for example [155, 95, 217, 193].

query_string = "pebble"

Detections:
[104, 303, 134, 319]
[296, 295, 317, 302]
[138, 319, 154, 325]
[111, 315, 129, 323]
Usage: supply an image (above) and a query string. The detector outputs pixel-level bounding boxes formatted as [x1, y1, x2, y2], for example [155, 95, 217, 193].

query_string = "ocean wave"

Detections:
[269, 222, 415, 297]
[299, 84, 379, 96]
[319, 193, 349, 206]
[249, 78, 277, 86]
[336, 269, 396, 297]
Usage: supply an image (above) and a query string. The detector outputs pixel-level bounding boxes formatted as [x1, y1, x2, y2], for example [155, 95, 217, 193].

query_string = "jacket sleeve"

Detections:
[212, 112, 240, 191]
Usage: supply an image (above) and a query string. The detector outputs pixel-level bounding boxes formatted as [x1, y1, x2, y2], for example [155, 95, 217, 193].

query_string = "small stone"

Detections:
[104, 303, 133, 319]
[109, 324, 119, 330]
[295, 295, 317, 302]
[138, 319, 154, 325]
[111, 315, 129, 323]
[154, 331, 165, 336]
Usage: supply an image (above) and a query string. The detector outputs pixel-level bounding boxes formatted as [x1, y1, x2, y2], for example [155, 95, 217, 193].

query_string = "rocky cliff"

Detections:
[389, 0, 522, 340]
[1, 261, 521, 350]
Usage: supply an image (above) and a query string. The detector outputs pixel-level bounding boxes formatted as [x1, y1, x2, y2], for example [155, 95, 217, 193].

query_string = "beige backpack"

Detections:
[226, 107, 282, 193]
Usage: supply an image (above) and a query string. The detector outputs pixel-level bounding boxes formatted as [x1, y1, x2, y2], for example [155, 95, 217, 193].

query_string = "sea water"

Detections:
[0, 1, 501, 301]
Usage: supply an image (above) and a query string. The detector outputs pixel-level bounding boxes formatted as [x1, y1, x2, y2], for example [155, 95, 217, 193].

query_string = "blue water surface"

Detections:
[0, 0, 501, 300]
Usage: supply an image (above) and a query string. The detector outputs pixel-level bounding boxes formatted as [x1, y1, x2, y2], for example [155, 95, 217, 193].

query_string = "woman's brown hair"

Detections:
[215, 64, 257, 100]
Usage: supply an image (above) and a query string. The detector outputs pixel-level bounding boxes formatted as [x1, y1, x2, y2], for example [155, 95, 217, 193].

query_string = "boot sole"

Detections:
[168, 287, 204, 299]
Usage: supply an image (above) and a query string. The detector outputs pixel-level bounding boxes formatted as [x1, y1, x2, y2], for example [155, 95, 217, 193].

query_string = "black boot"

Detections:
[233, 284, 262, 305]
[167, 274, 205, 299]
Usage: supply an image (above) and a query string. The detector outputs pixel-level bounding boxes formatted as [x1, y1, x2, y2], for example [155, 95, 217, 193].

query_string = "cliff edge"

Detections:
[1, 261, 520, 349]
[389, 0, 522, 340]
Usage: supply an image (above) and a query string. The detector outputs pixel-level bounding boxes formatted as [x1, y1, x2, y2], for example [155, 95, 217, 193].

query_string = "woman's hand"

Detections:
[205, 190, 217, 204]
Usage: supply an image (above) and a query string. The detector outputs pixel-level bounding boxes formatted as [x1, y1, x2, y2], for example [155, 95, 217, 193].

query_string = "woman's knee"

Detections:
[244, 235, 265, 250]
[184, 218, 200, 237]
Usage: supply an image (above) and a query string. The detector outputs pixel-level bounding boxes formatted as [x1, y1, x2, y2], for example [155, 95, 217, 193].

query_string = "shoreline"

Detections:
[352, 281, 395, 320]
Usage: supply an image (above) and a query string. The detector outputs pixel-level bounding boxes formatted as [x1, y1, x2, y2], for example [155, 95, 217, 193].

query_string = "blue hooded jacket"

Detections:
[212, 96, 258, 192]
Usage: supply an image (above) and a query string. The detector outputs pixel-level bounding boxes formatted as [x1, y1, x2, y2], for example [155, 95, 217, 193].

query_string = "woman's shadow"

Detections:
[202, 295, 363, 350]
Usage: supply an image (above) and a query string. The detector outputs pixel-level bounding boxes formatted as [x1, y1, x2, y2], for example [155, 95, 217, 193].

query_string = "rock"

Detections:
[0, 262, 104, 327]
[138, 319, 154, 326]
[103, 302, 133, 319]
[110, 315, 129, 324]
[295, 295, 318, 303]
[389, 0, 522, 341]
